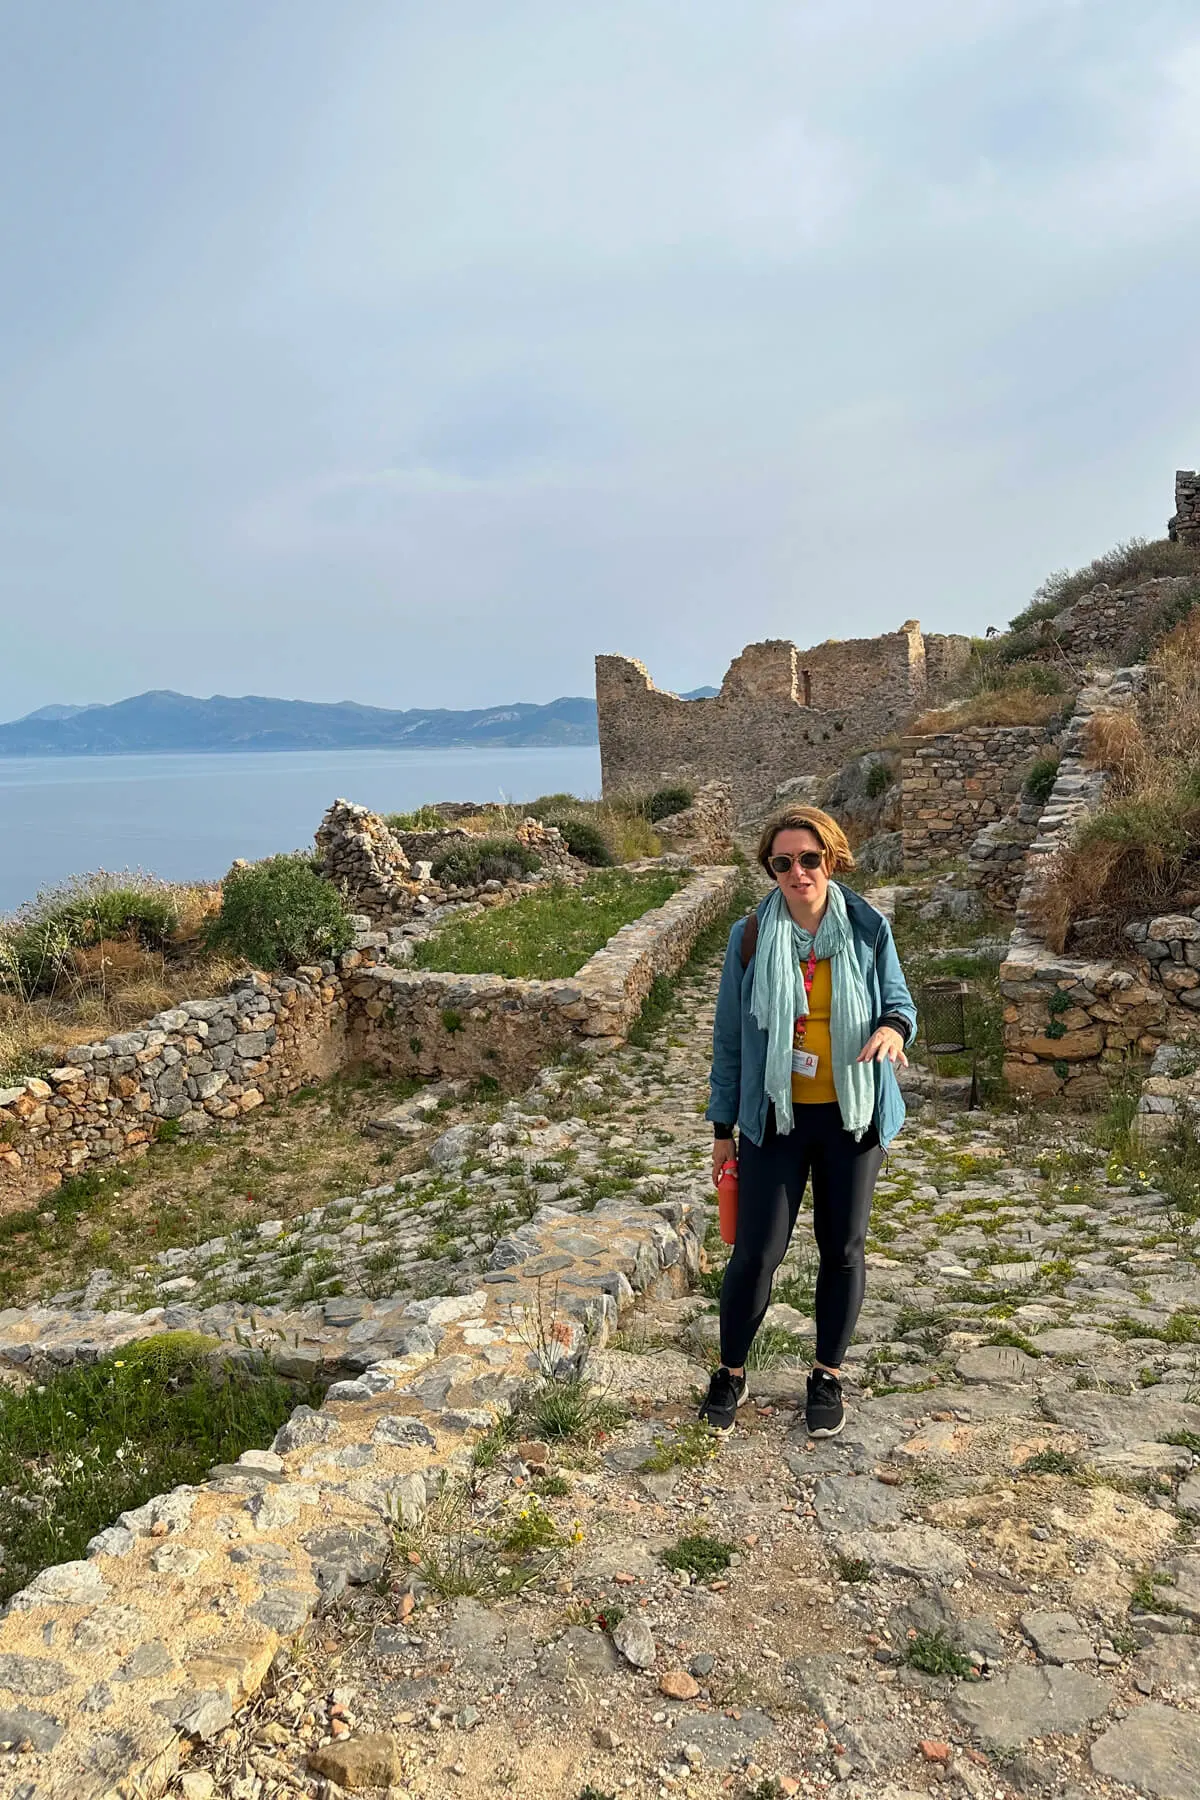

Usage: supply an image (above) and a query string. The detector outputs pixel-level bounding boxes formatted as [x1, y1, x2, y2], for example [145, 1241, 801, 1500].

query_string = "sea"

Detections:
[0, 746, 602, 914]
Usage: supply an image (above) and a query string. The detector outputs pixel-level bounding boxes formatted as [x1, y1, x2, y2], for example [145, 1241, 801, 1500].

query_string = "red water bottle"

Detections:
[717, 1157, 739, 1246]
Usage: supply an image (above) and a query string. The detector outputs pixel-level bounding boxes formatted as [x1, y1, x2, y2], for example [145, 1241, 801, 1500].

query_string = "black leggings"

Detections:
[720, 1103, 884, 1371]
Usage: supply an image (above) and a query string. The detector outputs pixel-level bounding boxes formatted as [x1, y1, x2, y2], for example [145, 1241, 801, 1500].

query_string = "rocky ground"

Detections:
[123, 924, 1200, 1800]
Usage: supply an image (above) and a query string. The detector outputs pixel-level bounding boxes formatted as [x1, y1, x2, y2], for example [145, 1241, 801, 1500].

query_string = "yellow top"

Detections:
[791, 957, 838, 1105]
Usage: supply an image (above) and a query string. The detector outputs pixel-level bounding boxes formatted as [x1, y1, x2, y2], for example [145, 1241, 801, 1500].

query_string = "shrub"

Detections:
[0, 871, 184, 1000]
[1011, 537, 1200, 629]
[661, 1533, 732, 1579]
[1024, 757, 1060, 805]
[536, 813, 613, 867]
[205, 854, 354, 970]
[647, 784, 693, 822]
[429, 836, 541, 887]
[384, 805, 446, 831]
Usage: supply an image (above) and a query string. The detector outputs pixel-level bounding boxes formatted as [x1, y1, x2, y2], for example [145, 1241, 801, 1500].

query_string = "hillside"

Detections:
[0, 690, 598, 754]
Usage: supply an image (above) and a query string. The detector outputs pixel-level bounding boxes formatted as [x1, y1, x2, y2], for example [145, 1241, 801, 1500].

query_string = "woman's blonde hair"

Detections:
[757, 805, 855, 879]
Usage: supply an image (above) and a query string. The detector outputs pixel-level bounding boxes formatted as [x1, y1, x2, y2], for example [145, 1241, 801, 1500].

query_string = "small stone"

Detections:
[150, 1544, 205, 1577]
[659, 1669, 701, 1700]
[612, 1612, 657, 1669]
[594, 1726, 621, 1750]
[307, 1732, 404, 1789]
[920, 1740, 952, 1764]
[689, 1653, 715, 1677]
[180, 1774, 216, 1800]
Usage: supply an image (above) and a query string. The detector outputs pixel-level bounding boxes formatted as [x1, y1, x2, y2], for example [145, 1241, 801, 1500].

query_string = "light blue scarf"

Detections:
[749, 883, 874, 1139]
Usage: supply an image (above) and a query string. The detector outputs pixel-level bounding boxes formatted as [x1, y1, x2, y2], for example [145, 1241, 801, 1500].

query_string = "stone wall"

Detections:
[1171, 469, 1200, 547]
[999, 668, 1171, 1100]
[900, 725, 1055, 872]
[0, 871, 741, 1212]
[315, 799, 415, 921]
[964, 794, 1048, 912]
[349, 866, 743, 1084]
[0, 1187, 703, 1799]
[1047, 576, 1194, 665]
[0, 968, 350, 1216]
[653, 780, 735, 864]
[595, 623, 972, 820]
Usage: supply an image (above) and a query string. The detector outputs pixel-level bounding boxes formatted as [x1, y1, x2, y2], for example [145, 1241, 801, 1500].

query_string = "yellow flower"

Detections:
[114, 1361, 125, 1368]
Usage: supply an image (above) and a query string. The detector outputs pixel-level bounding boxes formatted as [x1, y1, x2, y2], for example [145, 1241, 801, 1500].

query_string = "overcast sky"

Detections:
[2, 0, 1198, 722]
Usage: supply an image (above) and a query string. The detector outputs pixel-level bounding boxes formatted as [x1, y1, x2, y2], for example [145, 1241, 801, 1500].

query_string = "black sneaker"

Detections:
[699, 1365, 748, 1434]
[806, 1368, 845, 1438]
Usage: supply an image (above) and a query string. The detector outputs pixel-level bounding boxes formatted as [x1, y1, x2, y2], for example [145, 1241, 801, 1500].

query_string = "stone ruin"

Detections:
[314, 799, 416, 922]
[315, 799, 582, 925]
[596, 623, 973, 820]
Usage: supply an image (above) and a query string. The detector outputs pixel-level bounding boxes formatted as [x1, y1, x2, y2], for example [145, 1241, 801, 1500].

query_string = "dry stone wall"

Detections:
[653, 780, 734, 864]
[0, 1192, 703, 1800]
[998, 669, 1177, 1100]
[349, 866, 742, 1085]
[315, 799, 415, 921]
[1171, 468, 1200, 546]
[0, 872, 740, 1212]
[0, 968, 351, 1216]
[1047, 576, 1194, 665]
[900, 725, 1054, 873]
[596, 623, 971, 820]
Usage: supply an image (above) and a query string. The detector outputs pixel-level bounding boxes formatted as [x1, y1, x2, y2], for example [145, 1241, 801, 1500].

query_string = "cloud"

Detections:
[1, 0, 1199, 718]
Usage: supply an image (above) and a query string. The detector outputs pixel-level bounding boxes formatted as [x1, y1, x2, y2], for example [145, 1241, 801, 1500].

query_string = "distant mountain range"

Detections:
[1, 684, 722, 756]
[0, 690, 602, 755]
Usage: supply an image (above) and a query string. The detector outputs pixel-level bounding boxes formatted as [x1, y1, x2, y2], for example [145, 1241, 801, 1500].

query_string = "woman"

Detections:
[701, 804, 916, 1440]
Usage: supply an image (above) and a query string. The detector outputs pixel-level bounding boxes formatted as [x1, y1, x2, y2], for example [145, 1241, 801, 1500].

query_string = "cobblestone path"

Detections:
[136, 931, 1200, 1800]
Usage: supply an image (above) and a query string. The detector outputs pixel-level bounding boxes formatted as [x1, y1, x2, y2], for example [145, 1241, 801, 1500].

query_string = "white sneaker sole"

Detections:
[807, 1415, 845, 1439]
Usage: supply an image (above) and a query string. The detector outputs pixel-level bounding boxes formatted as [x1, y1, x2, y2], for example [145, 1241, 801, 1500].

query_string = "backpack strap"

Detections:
[740, 910, 759, 970]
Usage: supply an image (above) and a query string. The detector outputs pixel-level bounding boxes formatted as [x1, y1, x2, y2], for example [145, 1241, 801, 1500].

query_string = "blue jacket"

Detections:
[706, 883, 917, 1151]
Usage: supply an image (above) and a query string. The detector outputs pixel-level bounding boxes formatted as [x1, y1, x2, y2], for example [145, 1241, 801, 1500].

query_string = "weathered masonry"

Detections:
[596, 624, 971, 817]
[1170, 468, 1200, 545]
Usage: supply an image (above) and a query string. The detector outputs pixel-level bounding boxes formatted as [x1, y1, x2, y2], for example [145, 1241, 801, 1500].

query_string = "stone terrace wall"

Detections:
[1048, 576, 1194, 665]
[653, 780, 734, 865]
[1171, 468, 1200, 546]
[0, 1192, 702, 1800]
[999, 668, 1171, 1100]
[900, 724, 1054, 872]
[0, 968, 350, 1216]
[349, 866, 742, 1085]
[0, 872, 740, 1212]
[596, 622, 972, 820]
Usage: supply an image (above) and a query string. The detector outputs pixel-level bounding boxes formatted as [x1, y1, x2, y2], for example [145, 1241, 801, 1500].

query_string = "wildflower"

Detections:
[113, 1360, 125, 1368]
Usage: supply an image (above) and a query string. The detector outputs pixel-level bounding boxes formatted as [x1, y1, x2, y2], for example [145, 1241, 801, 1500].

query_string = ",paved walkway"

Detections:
[6, 915, 1200, 1800]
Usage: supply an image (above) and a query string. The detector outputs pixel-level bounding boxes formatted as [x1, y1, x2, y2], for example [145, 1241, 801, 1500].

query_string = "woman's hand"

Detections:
[857, 1025, 908, 1068]
[712, 1137, 735, 1186]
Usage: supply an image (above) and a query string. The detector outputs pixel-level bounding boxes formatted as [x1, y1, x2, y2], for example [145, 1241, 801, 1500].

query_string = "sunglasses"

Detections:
[768, 851, 824, 874]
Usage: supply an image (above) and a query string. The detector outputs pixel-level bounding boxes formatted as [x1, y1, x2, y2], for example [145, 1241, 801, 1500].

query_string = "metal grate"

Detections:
[922, 978, 969, 1058]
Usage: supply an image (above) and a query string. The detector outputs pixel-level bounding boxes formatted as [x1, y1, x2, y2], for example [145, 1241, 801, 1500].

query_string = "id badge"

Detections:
[792, 1049, 820, 1080]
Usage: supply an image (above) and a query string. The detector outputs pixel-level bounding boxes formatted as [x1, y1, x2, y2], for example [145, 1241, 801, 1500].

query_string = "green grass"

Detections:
[522, 1378, 626, 1444]
[0, 1333, 319, 1602]
[410, 869, 685, 980]
[661, 1533, 733, 1579]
